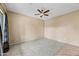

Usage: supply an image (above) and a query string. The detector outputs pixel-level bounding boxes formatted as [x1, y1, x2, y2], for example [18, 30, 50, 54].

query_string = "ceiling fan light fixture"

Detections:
[34, 8, 50, 18]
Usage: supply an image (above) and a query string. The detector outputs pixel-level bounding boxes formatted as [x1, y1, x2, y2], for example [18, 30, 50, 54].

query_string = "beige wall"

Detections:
[45, 10, 79, 46]
[8, 10, 79, 46]
[8, 11, 44, 45]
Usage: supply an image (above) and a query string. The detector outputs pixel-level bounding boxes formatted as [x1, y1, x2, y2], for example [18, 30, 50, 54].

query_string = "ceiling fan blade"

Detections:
[34, 13, 40, 15]
[44, 14, 49, 16]
[44, 10, 50, 13]
[40, 15, 43, 18]
[37, 9, 42, 13]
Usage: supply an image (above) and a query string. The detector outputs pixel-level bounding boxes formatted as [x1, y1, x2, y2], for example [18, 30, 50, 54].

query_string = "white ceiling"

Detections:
[5, 3, 79, 20]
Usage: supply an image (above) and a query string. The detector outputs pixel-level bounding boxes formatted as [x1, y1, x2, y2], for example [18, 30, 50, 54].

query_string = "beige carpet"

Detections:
[4, 39, 79, 56]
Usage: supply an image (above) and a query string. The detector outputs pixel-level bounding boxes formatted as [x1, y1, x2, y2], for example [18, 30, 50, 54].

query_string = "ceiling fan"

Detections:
[34, 9, 50, 18]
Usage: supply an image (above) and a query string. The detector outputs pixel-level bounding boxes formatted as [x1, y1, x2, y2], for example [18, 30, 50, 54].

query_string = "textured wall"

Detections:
[7, 11, 44, 45]
[44, 10, 79, 46]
